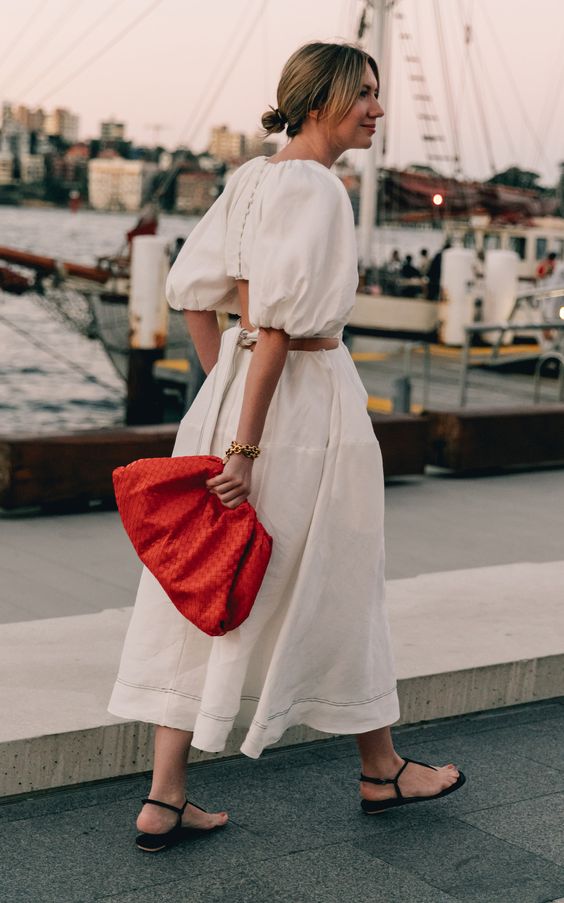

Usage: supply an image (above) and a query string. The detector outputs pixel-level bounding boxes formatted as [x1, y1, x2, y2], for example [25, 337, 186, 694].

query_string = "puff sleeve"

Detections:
[166, 185, 236, 313]
[248, 164, 359, 337]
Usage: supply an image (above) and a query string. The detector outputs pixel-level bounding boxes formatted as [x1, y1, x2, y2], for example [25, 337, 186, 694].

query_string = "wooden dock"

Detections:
[0, 426, 177, 511]
[0, 413, 429, 511]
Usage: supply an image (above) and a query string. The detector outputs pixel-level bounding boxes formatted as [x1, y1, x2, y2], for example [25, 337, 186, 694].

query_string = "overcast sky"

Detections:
[1, 0, 563, 185]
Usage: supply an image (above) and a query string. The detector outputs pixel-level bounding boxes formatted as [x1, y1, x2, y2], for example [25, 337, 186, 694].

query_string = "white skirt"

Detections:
[108, 327, 400, 757]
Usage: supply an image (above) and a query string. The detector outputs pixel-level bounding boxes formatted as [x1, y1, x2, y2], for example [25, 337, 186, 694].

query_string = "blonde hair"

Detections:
[261, 42, 379, 138]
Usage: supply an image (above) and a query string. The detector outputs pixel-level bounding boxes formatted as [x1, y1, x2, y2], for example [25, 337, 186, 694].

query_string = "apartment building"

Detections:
[175, 169, 218, 214]
[88, 156, 157, 211]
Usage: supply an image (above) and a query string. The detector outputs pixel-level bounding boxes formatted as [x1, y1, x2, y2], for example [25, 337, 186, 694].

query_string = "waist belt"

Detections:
[237, 327, 339, 352]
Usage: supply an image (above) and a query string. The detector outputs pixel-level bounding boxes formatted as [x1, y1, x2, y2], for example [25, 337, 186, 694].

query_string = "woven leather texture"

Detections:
[113, 455, 273, 636]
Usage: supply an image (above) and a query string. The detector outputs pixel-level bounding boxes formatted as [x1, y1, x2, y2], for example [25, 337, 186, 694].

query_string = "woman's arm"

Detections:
[183, 310, 221, 374]
[234, 327, 290, 445]
[206, 326, 290, 508]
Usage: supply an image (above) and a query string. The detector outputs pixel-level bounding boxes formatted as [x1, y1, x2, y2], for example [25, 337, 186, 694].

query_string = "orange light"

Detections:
[432, 193, 444, 206]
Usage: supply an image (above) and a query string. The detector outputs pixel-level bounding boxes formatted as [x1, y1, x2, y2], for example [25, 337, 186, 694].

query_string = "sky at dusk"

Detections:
[1, 0, 563, 185]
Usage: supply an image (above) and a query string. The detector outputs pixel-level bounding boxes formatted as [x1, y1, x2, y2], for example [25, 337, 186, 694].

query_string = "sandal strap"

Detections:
[360, 758, 411, 800]
[392, 759, 409, 799]
[141, 797, 188, 817]
[360, 757, 441, 802]
[187, 799, 206, 813]
[403, 756, 438, 771]
[359, 772, 395, 786]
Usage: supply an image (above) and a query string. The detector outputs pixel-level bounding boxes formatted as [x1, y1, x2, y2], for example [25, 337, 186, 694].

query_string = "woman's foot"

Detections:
[136, 796, 228, 835]
[360, 754, 461, 804]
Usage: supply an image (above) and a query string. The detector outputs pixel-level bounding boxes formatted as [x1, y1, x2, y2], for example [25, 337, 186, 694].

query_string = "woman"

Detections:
[108, 41, 464, 852]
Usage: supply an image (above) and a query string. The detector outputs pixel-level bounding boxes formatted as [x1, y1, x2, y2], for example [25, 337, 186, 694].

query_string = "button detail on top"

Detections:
[235, 159, 269, 279]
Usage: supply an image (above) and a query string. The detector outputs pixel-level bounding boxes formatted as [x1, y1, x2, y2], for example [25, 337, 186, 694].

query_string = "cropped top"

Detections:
[165, 156, 359, 338]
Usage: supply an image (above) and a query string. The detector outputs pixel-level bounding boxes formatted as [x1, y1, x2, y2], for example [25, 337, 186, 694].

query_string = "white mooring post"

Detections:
[126, 235, 170, 425]
[440, 248, 476, 346]
[483, 249, 519, 345]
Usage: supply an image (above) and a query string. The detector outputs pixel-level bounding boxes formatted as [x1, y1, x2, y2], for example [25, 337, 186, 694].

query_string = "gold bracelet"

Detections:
[224, 441, 261, 460]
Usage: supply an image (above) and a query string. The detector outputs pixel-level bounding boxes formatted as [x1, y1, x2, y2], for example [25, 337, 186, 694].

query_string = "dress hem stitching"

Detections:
[114, 677, 398, 727]
[251, 685, 398, 730]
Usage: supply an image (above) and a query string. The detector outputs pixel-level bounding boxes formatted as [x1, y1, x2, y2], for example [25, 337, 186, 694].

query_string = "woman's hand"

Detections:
[206, 455, 254, 509]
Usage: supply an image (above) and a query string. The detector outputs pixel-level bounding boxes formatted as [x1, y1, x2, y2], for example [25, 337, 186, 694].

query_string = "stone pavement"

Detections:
[1, 699, 564, 903]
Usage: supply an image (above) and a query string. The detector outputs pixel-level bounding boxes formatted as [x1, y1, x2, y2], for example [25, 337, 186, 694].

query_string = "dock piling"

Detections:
[126, 235, 170, 425]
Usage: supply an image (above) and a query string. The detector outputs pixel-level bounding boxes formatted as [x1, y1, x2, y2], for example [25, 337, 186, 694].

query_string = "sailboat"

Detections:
[348, 0, 564, 350]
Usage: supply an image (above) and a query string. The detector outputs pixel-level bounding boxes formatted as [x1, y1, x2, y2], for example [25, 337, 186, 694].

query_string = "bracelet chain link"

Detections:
[224, 441, 261, 460]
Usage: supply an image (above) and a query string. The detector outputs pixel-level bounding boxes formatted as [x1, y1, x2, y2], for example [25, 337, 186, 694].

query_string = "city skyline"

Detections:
[1, 0, 563, 185]
[2, 101, 276, 155]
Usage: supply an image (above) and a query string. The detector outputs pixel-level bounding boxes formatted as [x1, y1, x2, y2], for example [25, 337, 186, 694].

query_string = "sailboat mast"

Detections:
[359, 0, 387, 271]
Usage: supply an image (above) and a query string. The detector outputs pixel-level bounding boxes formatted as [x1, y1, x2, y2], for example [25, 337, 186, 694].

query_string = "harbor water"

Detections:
[0, 205, 443, 434]
[0, 206, 199, 435]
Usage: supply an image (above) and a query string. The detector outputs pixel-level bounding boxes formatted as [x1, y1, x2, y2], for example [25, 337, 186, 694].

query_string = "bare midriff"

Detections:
[235, 279, 339, 351]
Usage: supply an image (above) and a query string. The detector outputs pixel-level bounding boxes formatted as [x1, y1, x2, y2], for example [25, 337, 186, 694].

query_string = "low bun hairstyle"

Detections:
[261, 106, 288, 134]
[261, 42, 378, 139]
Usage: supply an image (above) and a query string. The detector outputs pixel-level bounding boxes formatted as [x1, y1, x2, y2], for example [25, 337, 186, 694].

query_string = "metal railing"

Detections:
[459, 321, 564, 407]
[533, 351, 564, 403]
[390, 341, 431, 412]
[489, 286, 564, 357]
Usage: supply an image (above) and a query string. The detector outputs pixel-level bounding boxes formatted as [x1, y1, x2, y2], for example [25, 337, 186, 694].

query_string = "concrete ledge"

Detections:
[396, 655, 564, 724]
[0, 723, 337, 798]
[3, 657, 562, 797]
[1, 561, 563, 797]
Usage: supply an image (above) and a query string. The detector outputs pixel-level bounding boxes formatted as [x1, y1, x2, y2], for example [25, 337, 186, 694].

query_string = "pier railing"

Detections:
[459, 320, 564, 407]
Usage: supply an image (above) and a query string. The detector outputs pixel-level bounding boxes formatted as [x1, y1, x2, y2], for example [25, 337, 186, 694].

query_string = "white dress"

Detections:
[108, 156, 400, 758]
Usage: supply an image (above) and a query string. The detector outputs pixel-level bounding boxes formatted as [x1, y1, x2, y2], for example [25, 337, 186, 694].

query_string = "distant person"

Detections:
[387, 248, 401, 272]
[382, 249, 402, 295]
[400, 254, 421, 297]
[543, 259, 564, 291]
[427, 240, 451, 301]
[418, 247, 430, 275]
[473, 248, 485, 281]
[400, 254, 420, 279]
[536, 251, 557, 281]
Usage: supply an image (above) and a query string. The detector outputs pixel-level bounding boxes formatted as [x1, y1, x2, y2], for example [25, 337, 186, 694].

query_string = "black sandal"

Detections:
[360, 756, 466, 814]
[135, 798, 221, 852]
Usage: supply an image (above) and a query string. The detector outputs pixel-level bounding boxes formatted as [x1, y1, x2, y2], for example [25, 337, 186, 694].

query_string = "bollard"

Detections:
[126, 235, 169, 425]
[440, 248, 475, 346]
[392, 376, 411, 413]
[483, 249, 518, 345]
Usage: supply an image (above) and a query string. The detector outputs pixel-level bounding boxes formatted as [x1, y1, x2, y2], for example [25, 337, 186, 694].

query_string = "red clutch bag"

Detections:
[112, 455, 273, 637]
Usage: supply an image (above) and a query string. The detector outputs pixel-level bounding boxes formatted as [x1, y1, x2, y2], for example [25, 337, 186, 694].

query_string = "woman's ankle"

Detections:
[146, 785, 186, 807]
[360, 750, 404, 778]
